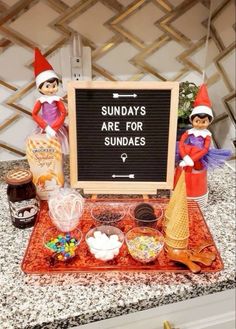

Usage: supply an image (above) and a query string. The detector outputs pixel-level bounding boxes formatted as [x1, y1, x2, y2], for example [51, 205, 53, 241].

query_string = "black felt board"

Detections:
[74, 88, 171, 182]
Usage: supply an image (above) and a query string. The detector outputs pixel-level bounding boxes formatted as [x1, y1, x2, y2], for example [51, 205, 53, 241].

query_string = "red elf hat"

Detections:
[190, 84, 213, 119]
[34, 48, 58, 89]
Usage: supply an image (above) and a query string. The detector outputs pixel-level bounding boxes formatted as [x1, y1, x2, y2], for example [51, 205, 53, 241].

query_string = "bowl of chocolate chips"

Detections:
[91, 203, 126, 225]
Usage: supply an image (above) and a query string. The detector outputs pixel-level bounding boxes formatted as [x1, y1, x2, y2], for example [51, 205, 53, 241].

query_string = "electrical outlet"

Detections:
[71, 56, 83, 81]
[60, 45, 92, 91]
[72, 68, 82, 81]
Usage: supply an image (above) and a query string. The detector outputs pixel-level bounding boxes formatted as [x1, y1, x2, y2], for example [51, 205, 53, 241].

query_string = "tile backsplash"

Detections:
[0, 0, 235, 160]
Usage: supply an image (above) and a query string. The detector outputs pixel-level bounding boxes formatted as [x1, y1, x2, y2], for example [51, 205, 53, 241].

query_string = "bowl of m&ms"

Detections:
[129, 202, 163, 228]
[43, 227, 82, 261]
[85, 225, 124, 261]
[91, 203, 126, 225]
[125, 227, 164, 263]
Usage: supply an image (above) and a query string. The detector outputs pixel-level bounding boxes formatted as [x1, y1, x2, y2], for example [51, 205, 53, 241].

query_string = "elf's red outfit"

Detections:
[32, 99, 67, 131]
[178, 129, 211, 171]
[32, 48, 69, 154]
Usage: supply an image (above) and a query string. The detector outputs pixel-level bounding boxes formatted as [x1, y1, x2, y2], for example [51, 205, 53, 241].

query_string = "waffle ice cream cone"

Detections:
[165, 171, 189, 249]
[164, 170, 185, 229]
[164, 236, 189, 249]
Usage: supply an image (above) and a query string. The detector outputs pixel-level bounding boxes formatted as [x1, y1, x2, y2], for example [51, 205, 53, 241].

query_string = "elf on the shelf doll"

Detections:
[176, 84, 231, 172]
[32, 48, 69, 154]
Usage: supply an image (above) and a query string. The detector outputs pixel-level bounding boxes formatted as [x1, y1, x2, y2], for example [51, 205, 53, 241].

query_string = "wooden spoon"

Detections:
[166, 247, 201, 273]
[194, 241, 214, 252]
[189, 252, 214, 266]
[192, 241, 216, 261]
[192, 250, 216, 262]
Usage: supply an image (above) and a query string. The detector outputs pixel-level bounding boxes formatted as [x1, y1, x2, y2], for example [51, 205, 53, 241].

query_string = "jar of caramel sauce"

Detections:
[6, 169, 40, 229]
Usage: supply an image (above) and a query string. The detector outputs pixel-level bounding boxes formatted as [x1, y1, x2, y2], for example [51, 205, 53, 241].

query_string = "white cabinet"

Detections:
[72, 289, 235, 329]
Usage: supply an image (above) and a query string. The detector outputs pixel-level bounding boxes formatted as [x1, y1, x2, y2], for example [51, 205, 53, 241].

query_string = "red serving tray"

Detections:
[21, 198, 223, 274]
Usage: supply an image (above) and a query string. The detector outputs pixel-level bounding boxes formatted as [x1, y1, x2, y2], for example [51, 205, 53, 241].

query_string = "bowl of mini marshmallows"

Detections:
[85, 225, 124, 261]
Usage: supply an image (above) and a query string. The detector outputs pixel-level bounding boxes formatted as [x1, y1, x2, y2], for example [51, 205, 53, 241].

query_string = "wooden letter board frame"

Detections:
[68, 81, 179, 194]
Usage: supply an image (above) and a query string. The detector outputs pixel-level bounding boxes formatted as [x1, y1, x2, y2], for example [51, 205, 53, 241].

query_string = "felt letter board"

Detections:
[68, 81, 179, 194]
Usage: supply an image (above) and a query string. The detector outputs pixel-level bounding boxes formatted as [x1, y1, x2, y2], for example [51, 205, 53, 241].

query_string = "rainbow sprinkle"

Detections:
[128, 235, 161, 262]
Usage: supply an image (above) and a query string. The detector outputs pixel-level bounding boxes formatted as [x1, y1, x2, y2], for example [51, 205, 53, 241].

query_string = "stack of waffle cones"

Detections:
[164, 171, 189, 249]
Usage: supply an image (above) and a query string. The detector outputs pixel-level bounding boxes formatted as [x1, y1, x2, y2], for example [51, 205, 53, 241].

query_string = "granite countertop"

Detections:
[0, 159, 235, 329]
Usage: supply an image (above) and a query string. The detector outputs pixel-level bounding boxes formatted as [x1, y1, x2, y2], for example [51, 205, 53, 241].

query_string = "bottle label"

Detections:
[9, 198, 40, 224]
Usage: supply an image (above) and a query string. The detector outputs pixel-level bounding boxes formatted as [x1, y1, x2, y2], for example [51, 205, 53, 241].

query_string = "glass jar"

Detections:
[6, 169, 40, 229]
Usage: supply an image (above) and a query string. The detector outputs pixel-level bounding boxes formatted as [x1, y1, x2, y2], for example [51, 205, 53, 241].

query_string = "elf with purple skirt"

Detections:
[175, 84, 231, 205]
[32, 48, 69, 155]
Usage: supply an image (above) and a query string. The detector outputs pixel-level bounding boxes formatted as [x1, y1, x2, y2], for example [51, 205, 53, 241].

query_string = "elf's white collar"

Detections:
[188, 128, 212, 138]
[38, 95, 61, 104]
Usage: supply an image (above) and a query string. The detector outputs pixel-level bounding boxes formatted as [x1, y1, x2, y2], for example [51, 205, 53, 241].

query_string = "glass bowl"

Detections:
[48, 211, 82, 232]
[48, 188, 84, 232]
[125, 227, 164, 263]
[85, 225, 124, 261]
[91, 203, 126, 225]
[129, 202, 163, 228]
[43, 227, 82, 261]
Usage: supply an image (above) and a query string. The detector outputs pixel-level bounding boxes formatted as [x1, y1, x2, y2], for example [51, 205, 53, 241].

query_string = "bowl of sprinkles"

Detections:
[91, 203, 126, 225]
[43, 227, 82, 261]
[125, 227, 164, 263]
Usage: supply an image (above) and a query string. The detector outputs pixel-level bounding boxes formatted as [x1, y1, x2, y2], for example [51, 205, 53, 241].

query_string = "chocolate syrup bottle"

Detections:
[6, 169, 40, 229]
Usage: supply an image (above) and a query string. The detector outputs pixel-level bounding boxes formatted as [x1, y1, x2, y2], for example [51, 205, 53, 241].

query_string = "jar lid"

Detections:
[6, 169, 32, 185]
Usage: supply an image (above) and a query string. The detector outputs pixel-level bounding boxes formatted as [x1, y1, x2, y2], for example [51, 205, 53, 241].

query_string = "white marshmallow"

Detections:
[89, 247, 97, 255]
[109, 240, 122, 249]
[87, 237, 96, 248]
[92, 239, 104, 250]
[88, 231, 122, 261]
[110, 234, 119, 241]
[100, 233, 110, 244]
[112, 248, 120, 256]
[94, 231, 102, 239]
